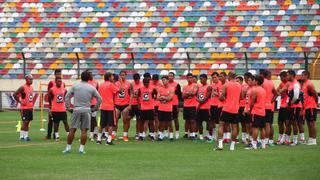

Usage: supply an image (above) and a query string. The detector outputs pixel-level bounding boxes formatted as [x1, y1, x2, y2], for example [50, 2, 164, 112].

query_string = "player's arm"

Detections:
[192, 85, 199, 96]
[128, 83, 133, 108]
[92, 88, 102, 112]
[48, 89, 53, 109]
[47, 81, 53, 92]
[290, 83, 300, 105]
[166, 89, 174, 101]
[219, 84, 227, 101]
[65, 86, 74, 111]
[240, 86, 246, 100]
[249, 90, 257, 113]
[152, 88, 157, 99]
[176, 84, 182, 101]
[271, 87, 278, 102]
[13, 86, 24, 105]
[308, 84, 318, 105]
[203, 86, 213, 102]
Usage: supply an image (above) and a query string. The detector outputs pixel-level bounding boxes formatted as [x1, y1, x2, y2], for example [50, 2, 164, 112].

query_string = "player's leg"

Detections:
[216, 121, 225, 150]
[173, 105, 180, 139]
[306, 108, 317, 145]
[63, 111, 80, 153]
[89, 109, 98, 141]
[291, 108, 300, 145]
[78, 112, 90, 153]
[277, 108, 286, 144]
[285, 108, 294, 145]
[122, 106, 131, 141]
[46, 112, 54, 139]
[298, 115, 305, 143]
[53, 114, 60, 141]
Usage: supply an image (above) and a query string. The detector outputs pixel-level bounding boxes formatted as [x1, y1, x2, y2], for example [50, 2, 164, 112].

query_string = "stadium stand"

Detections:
[0, 0, 319, 79]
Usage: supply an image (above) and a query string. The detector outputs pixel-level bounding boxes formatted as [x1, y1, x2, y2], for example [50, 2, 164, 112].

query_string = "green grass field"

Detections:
[0, 111, 320, 180]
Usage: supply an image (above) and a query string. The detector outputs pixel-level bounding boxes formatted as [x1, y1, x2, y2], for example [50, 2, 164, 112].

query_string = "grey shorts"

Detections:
[70, 111, 91, 129]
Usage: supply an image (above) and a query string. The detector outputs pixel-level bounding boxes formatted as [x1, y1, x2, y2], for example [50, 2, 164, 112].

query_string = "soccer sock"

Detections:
[175, 131, 179, 139]
[223, 133, 226, 140]
[265, 138, 269, 144]
[112, 131, 116, 136]
[262, 139, 266, 149]
[97, 133, 102, 141]
[138, 133, 142, 137]
[249, 136, 253, 142]
[164, 130, 168, 137]
[218, 139, 223, 149]
[300, 133, 305, 141]
[67, 132, 69, 136]
[94, 127, 98, 134]
[20, 130, 24, 138]
[150, 132, 154, 138]
[241, 133, 246, 141]
[278, 134, 283, 141]
[199, 134, 203, 140]
[252, 141, 257, 149]
[66, 144, 72, 151]
[185, 131, 188, 135]
[159, 132, 164, 139]
[142, 132, 146, 138]
[212, 128, 216, 139]
[24, 131, 28, 138]
[227, 132, 231, 140]
[293, 135, 298, 144]
[123, 132, 128, 137]
[269, 139, 274, 144]
[169, 132, 174, 139]
[89, 132, 93, 138]
[206, 131, 210, 138]
[230, 141, 235, 150]
[107, 136, 112, 143]
[79, 145, 84, 152]
[55, 132, 59, 139]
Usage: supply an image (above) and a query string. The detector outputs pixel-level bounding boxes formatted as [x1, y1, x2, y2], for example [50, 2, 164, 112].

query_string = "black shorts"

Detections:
[265, 109, 274, 124]
[252, 114, 266, 128]
[158, 111, 172, 122]
[278, 108, 288, 123]
[238, 107, 245, 123]
[52, 112, 67, 123]
[220, 111, 238, 124]
[129, 105, 141, 119]
[245, 114, 252, 123]
[183, 107, 197, 121]
[288, 107, 301, 121]
[141, 110, 154, 121]
[210, 106, 220, 123]
[154, 106, 159, 115]
[172, 105, 179, 119]
[305, 108, 318, 122]
[218, 107, 223, 118]
[100, 110, 115, 128]
[115, 104, 129, 112]
[197, 109, 210, 122]
[20, 109, 33, 121]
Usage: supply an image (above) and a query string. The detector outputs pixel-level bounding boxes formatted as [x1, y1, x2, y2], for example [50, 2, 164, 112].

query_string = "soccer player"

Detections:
[13, 74, 34, 141]
[48, 77, 69, 141]
[218, 72, 231, 143]
[215, 72, 242, 151]
[243, 73, 255, 144]
[114, 71, 132, 141]
[210, 72, 222, 141]
[301, 70, 318, 145]
[151, 74, 162, 138]
[182, 73, 198, 139]
[97, 72, 122, 145]
[157, 75, 174, 141]
[87, 70, 99, 141]
[130, 73, 142, 140]
[236, 76, 248, 143]
[246, 75, 267, 150]
[285, 70, 302, 146]
[168, 72, 182, 139]
[45, 69, 64, 140]
[276, 71, 289, 144]
[196, 74, 213, 141]
[138, 78, 157, 140]
[261, 70, 277, 146]
[63, 71, 102, 154]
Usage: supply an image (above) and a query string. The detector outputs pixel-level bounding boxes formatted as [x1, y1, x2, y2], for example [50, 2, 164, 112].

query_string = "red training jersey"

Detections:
[183, 83, 197, 107]
[20, 84, 34, 109]
[158, 86, 173, 112]
[302, 80, 318, 109]
[131, 81, 142, 106]
[278, 82, 289, 108]
[262, 79, 275, 110]
[51, 86, 67, 112]
[99, 81, 119, 111]
[168, 81, 179, 105]
[211, 81, 221, 106]
[222, 80, 241, 114]
[197, 83, 211, 110]
[115, 80, 131, 106]
[139, 85, 155, 110]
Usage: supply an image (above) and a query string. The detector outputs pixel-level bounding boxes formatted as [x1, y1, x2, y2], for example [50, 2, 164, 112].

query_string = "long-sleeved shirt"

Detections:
[65, 81, 102, 113]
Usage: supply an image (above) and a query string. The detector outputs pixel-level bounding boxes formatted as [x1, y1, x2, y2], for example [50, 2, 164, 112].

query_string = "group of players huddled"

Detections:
[14, 68, 318, 153]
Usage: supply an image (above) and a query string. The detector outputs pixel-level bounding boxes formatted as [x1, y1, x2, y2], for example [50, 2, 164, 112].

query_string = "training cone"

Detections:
[16, 121, 21, 132]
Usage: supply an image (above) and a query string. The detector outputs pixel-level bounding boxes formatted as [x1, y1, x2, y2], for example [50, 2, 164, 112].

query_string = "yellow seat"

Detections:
[211, 53, 220, 59]
[180, 22, 188, 27]
[38, 69, 46, 75]
[77, 53, 84, 59]
[145, 11, 153, 17]
[6, 42, 13, 48]
[102, 32, 109, 38]
[253, 26, 261, 32]
[164, 27, 171, 33]
[163, 17, 170, 22]
[220, 53, 227, 58]
[192, 70, 200, 75]
[68, 53, 77, 59]
[227, 53, 235, 58]
[22, 22, 30, 28]
[271, 59, 278, 64]
[112, 17, 120, 23]
[99, 28, 106, 33]
[284, 0, 292, 5]
[8, 2, 16, 8]
[312, 31, 320, 36]
[84, 17, 91, 23]
[1, 47, 8, 52]
[230, 37, 238, 43]
[295, 47, 302, 52]
[230, 27, 238, 32]
[55, 60, 63, 64]
[32, 38, 40, 43]
[5, 63, 13, 69]
[263, 47, 270, 52]
[31, 7, 37, 12]
[296, 31, 304, 36]
[164, 64, 172, 70]
[50, 64, 58, 69]
[98, 2, 105, 8]
[288, 31, 296, 37]
[171, 37, 178, 43]
[52, 33, 60, 38]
